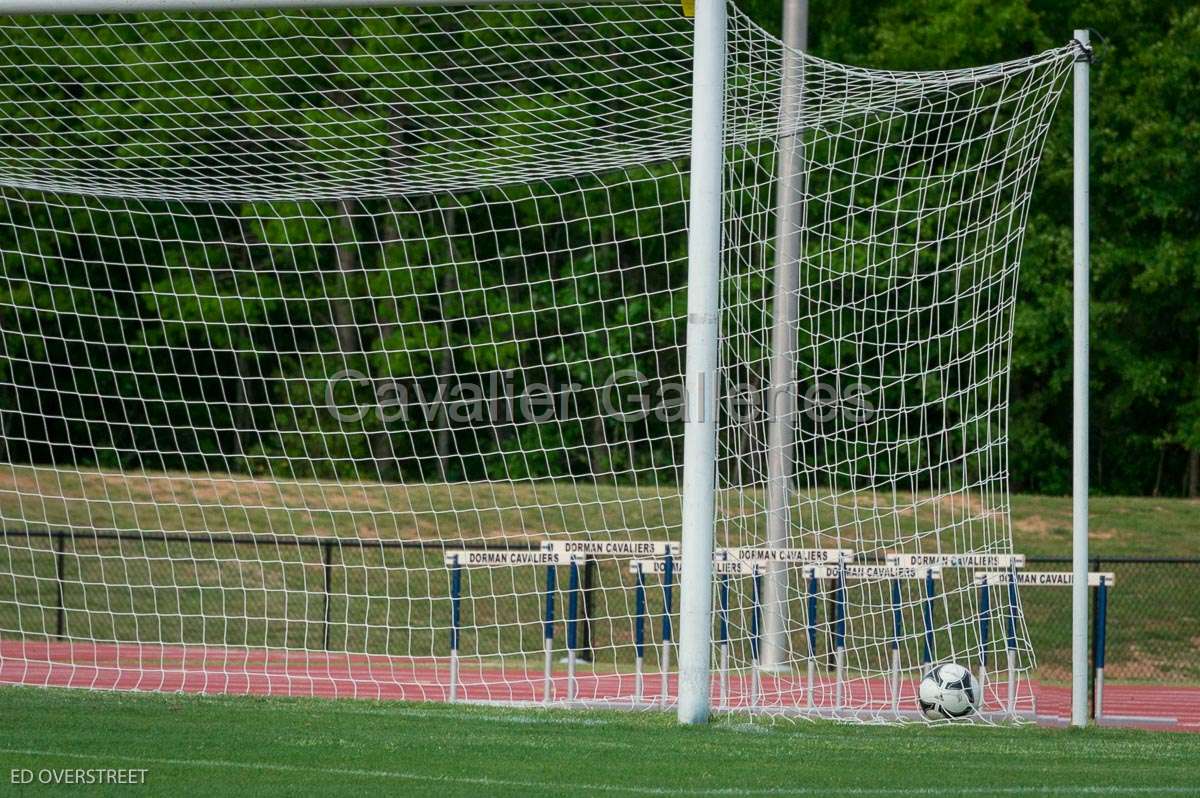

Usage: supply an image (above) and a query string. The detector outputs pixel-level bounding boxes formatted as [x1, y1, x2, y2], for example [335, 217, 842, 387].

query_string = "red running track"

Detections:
[2, 640, 1196, 731]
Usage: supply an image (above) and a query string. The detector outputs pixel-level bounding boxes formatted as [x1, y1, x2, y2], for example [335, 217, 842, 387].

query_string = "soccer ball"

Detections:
[918, 663, 981, 720]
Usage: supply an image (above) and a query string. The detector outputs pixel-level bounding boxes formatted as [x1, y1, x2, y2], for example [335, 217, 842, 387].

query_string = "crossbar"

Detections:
[0, 0, 639, 15]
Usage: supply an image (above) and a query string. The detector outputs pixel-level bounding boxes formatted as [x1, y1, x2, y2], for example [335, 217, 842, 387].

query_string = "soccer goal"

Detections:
[0, 0, 1093, 725]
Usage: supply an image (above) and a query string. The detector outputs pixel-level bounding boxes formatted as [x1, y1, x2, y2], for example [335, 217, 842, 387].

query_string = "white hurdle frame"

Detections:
[726, 548, 855, 708]
[625, 554, 678, 708]
[632, 555, 759, 710]
[890, 553, 1025, 711]
[547, 540, 677, 705]
[445, 548, 585, 705]
[807, 564, 944, 713]
[976, 570, 1124, 723]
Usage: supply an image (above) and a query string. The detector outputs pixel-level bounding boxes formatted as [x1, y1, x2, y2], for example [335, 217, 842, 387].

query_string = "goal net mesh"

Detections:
[0, 1, 1077, 719]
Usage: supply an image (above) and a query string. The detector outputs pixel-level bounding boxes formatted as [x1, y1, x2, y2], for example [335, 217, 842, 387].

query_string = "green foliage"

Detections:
[805, 0, 1200, 495]
[0, 2, 1194, 495]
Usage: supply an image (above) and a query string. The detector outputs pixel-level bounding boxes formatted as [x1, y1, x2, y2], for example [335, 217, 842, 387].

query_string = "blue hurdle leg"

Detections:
[1005, 569, 1019, 713]
[834, 565, 846, 709]
[751, 568, 762, 706]
[449, 556, 462, 703]
[543, 564, 556, 704]
[567, 558, 580, 702]
[978, 577, 992, 702]
[1094, 575, 1109, 718]
[719, 570, 730, 707]
[660, 553, 674, 707]
[922, 568, 936, 667]
[634, 566, 646, 703]
[890, 577, 903, 711]
[806, 572, 819, 708]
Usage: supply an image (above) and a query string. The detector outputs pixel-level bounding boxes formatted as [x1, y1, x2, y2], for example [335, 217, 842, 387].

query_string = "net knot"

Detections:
[1074, 29, 1106, 64]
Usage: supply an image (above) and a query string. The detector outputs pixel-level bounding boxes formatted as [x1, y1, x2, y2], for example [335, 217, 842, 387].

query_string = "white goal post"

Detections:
[0, 0, 1092, 727]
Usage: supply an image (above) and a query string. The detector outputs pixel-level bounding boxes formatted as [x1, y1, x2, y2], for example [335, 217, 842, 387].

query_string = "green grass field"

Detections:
[1, 686, 1198, 797]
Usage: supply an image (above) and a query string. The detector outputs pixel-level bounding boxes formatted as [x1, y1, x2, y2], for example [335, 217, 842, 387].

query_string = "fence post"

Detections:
[580, 557, 595, 662]
[825, 577, 836, 669]
[322, 541, 334, 651]
[1089, 556, 1100, 719]
[54, 531, 66, 639]
[1094, 573, 1109, 719]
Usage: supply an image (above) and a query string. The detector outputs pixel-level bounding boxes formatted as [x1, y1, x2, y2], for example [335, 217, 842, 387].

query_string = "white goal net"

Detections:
[0, 0, 1079, 720]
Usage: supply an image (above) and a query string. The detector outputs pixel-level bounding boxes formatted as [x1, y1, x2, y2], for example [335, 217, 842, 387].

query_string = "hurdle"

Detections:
[970, 569, 1164, 725]
[629, 555, 753, 708]
[542, 559, 556, 704]
[974, 562, 1022, 710]
[890, 553, 1025, 693]
[660, 552, 673, 707]
[444, 547, 584, 704]
[978, 572, 992, 700]
[633, 559, 647, 702]
[833, 563, 845, 707]
[724, 548, 855, 708]
[805, 563, 942, 712]
[718, 554, 730, 706]
[544, 540, 677, 704]
[1005, 569, 1020, 712]
[711, 551, 748, 707]
[1094, 573, 1108, 718]
[921, 567, 936, 667]
[627, 553, 675, 707]
[805, 568, 818, 708]
[566, 556, 581, 701]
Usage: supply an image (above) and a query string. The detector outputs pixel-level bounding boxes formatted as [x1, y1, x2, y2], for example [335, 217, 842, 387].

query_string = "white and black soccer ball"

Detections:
[918, 663, 981, 720]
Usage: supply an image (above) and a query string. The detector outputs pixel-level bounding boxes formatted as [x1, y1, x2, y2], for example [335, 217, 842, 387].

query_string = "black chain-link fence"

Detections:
[1021, 556, 1200, 683]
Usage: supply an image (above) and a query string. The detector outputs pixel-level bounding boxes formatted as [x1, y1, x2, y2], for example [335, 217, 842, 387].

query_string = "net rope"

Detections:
[0, 1, 1077, 720]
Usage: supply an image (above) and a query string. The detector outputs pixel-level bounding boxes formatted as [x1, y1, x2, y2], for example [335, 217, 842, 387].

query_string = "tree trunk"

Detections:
[1189, 449, 1199, 499]
[434, 206, 461, 483]
[435, 341, 455, 482]
[232, 354, 252, 464]
[1152, 444, 1166, 497]
[1191, 339, 1200, 498]
[334, 198, 361, 356]
[587, 414, 609, 478]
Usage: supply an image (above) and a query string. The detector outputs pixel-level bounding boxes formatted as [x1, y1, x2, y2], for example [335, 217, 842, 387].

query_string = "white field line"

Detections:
[0, 748, 1194, 796]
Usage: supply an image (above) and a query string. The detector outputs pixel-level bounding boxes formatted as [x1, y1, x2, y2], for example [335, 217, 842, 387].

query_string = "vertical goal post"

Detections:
[760, 0, 808, 677]
[1071, 27, 1092, 730]
[676, 0, 725, 725]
